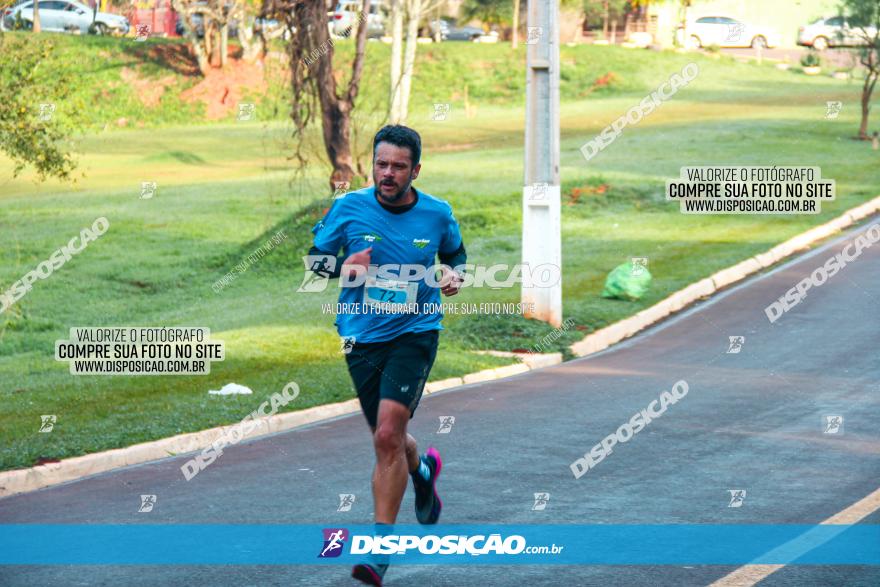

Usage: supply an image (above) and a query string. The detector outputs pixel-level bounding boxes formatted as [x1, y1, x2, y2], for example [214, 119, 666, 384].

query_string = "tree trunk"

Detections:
[399, 0, 421, 123]
[32, 0, 40, 33]
[512, 0, 519, 48]
[389, 0, 404, 123]
[610, 19, 617, 44]
[205, 22, 214, 63]
[858, 46, 879, 140]
[220, 23, 228, 68]
[310, 0, 372, 188]
[238, 17, 265, 62]
[602, 1, 608, 39]
[859, 71, 878, 140]
[170, 0, 210, 75]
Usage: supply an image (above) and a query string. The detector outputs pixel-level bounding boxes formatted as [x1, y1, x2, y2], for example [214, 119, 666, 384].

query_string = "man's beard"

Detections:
[375, 176, 411, 204]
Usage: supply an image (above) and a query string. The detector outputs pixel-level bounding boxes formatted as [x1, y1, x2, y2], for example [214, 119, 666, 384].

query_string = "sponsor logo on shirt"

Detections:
[363, 234, 383, 243]
[412, 239, 430, 249]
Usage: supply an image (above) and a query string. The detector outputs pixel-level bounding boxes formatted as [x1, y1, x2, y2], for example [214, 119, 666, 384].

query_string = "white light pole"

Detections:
[522, 0, 562, 327]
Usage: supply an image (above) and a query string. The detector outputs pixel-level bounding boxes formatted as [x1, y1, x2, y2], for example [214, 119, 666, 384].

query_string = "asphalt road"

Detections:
[1, 222, 879, 586]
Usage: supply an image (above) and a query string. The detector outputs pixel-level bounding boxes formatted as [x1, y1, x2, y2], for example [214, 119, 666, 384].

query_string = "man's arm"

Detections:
[438, 241, 467, 272]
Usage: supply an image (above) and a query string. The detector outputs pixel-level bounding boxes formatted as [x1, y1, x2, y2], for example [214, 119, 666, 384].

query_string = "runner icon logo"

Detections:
[140, 181, 157, 199]
[727, 336, 745, 354]
[237, 103, 256, 122]
[341, 336, 356, 354]
[39, 415, 56, 433]
[135, 24, 150, 41]
[727, 489, 746, 508]
[823, 415, 844, 434]
[298, 256, 338, 293]
[437, 416, 455, 434]
[333, 181, 350, 199]
[337, 494, 356, 512]
[532, 492, 550, 511]
[319, 528, 349, 558]
[631, 257, 648, 277]
[431, 103, 451, 122]
[138, 494, 157, 513]
[528, 182, 549, 201]
[825, 101, 842, 120]
[39, 103, 55, 122]
[725, 22, 745, 42]
[526, 26, 542, 45]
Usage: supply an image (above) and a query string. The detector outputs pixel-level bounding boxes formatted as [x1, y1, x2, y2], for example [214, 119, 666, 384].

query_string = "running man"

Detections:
[306, 125, 467, 586]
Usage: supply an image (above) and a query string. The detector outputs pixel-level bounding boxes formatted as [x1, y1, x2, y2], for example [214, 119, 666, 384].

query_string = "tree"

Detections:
[389, 0, 444, 124]
[235, 0, 287, 62]
[33, 0, 41, 33]
[582, 0, 629, 42]
[171, 0, 214, 74]
[460, 0, 511, 27]
[840, 0, 880, 140]
[271, 0, 373, 188]
[0, 34, 82, 181]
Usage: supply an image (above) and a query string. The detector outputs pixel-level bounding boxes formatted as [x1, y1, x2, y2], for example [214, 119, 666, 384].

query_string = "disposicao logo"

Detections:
[412, 239, 430, 249]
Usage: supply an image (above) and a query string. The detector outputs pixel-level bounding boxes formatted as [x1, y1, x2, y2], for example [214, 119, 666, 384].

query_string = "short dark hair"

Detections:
[372, 125, 421, 168]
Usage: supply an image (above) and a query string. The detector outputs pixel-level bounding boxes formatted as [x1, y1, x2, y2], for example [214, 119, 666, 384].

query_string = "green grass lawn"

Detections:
[1, 39, 878, 471]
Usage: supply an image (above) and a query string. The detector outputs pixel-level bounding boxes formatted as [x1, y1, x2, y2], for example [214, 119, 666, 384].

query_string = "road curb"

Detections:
[0, 356, 560, 499]
[570, 196, 880, 357]
[3, 198, 877, 499]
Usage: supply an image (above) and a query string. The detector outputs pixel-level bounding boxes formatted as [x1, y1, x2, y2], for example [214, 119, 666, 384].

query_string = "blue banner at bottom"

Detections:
[0, 524, 877, 565]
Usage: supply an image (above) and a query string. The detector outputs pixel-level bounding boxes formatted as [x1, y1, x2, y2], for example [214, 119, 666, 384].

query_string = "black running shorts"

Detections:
[344, 329, 440, 429]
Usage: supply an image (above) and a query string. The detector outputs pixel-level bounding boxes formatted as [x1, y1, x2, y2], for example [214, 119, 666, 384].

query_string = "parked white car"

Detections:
[332, 0, 387, 39]
[686, 16, 781, 49]
[798, 16, 878, 51]
[4, 0, 129, 35]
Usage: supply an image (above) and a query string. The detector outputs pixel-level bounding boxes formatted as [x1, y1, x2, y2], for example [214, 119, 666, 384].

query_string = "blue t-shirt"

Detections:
[311, 186, 463, 343]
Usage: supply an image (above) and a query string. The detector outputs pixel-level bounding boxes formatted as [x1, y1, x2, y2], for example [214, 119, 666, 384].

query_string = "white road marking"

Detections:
[709, 486, 880, 586]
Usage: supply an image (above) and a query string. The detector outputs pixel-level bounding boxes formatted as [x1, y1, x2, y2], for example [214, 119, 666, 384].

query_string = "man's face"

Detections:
[372, 142, 421, 203]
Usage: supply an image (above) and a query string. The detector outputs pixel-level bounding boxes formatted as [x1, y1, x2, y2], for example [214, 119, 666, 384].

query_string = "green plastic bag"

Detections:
[601, 261, 652, 301]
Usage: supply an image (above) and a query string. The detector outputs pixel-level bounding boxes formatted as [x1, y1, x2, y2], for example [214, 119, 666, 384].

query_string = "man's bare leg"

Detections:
[372, 399, 420, 524]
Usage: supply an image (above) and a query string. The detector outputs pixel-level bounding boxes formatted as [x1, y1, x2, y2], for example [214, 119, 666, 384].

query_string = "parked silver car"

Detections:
[798, 16, 877, 51]
[4, 0, 129, 35]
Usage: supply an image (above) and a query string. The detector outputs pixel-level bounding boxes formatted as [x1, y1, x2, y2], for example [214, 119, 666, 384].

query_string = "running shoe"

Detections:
[413, 446, 443, 524]
[352, 562, 388, 586]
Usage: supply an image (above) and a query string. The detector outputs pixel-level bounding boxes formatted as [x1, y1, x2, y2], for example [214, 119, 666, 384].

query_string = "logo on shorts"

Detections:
[341, 336, 356, 354]
[318, 528, 349, 558]
[412, 239, 430, 249]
